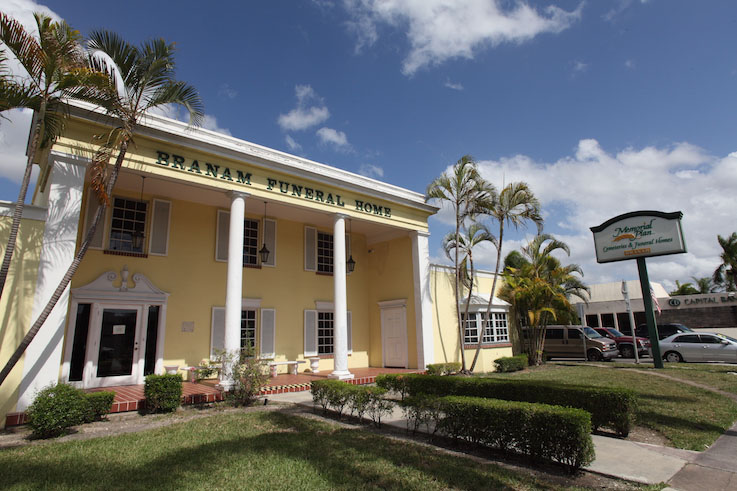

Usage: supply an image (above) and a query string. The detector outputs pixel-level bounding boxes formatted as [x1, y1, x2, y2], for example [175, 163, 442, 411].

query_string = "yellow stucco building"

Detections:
[0, 101, 513, 425]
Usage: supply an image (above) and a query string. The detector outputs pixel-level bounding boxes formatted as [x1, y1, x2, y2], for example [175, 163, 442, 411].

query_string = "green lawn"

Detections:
[487, 364, 737, 451]
[0, 410, 589, 491]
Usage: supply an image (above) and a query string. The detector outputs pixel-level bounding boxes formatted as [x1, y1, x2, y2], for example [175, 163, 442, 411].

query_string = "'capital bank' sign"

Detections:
[590, 211, 686, 263]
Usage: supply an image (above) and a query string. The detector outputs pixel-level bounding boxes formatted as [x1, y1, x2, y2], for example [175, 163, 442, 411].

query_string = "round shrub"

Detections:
[27, 384, 87, 438]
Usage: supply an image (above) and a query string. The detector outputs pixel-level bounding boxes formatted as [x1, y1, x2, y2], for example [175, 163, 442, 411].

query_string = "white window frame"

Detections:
[462, 311, 509, 346]
[108, 196, 149, 254]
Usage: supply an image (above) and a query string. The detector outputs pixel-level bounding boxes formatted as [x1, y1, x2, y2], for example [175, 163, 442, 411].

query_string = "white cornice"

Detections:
[0, 201, 47, 221]
[65, 100, 438, 215]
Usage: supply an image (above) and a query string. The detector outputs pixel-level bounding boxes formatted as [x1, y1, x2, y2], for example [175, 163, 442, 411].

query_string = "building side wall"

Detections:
[69, 188, 377, 374]
[430, 268, 512, 373]
[367, 236, 418, 368]
[0, 216, 44, 425]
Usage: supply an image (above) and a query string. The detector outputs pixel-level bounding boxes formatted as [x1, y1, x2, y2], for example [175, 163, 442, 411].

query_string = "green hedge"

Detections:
[425, 362, 461, 376]
[435, 396, 594, 471]
[144, 374, 182, 413]
[83, 391, 115, 422]
[494, 354, 528, 373]
[27, 384, 88, 438]
[311, 380, 393, 425]
[380, 374, 635, 436]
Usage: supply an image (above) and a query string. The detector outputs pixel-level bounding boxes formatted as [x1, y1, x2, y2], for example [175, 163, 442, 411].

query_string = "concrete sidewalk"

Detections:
[265, 390, 737, 490]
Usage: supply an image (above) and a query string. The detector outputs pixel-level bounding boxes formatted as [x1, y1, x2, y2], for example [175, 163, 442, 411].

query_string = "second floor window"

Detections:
[243, 219, 259, 266]
[109, 197, 147, 253]
[317, 231, 333, 273]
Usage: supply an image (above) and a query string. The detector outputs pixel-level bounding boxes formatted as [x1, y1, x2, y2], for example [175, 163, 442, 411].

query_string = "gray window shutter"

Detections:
[260, 308, 276, 359]
[304, 310, 317, 356]
[304, 226, 316, 272]
[149, 199, 171, 256]
[210, 307, 226, 358]
[263, 218, 276, 267]
[347, 311, 352, 354]
[85, 193, 104, 249]
[216, 210, 229, 262]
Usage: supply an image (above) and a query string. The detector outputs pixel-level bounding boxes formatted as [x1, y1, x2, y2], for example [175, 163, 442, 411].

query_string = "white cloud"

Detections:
[285, 135, 302, 151]
[277, 85, 330, 131]
[316, 127, 351, 150]
[358, 163, 384, 178]
[604, 0, 649, 22]
[444, 80, 464, 91]
[342, 0, 582, 75]
[572, 60, 588, 74]
[201, 114, 232, 136]
[432, 139, 737, 289]
[624, 59, 635, 70]
[0, 109, 34, 182]
[218, 83, 238, 99]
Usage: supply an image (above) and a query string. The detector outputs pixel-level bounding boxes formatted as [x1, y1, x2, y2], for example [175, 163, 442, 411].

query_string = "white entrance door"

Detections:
[381, 305, 408, 368]
[85, 304, 144, 387]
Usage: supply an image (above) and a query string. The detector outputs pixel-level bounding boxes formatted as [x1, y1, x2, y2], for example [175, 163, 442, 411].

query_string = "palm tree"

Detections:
[469, 181, 542, 372]
[713, 232, 737, 292]
[426, 156, 491, 372]
[0, 12, 107, 303]
[443, 223, 496, 368]
[0, 30, 204, 387]
[692, 276, 718, 294]
[498, 234, 588, 365]
[669, 280, 698, 296]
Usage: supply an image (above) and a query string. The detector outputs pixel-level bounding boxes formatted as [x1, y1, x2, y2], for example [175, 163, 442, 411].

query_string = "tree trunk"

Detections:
[454, 216, 467, 372]
[469, 223, 504, 372]
[0, 139, 129, 388]
[0, 106, 45, 302]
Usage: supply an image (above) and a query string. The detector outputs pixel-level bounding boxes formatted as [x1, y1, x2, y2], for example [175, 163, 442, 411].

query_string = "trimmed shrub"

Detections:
[27, 384, 87, 438]
[83, 391, 115, 422]
[221, 348, 268, 407]
[494, 354, 528, 373]
[375, 374, 410, 400]
[311, 380, 394, 425]
[144, 374, 182, 413]
[436, 396, 594, 471]
[425, 362, 461, 376]
[381, 373, 636, 436]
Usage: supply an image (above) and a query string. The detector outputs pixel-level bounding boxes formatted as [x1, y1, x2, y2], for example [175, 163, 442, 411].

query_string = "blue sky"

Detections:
[1, 0, 736, 292]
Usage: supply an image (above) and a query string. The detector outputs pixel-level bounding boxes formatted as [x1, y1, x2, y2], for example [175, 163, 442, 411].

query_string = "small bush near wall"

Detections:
[380, 374, 636, 436]
[83, 391, 115, 422]
[311, 380, 394, 425]
[27, 384, 87, 438]
[220, 348, 269, 406]
[144, 374, 182, 413]
[435, 396, 594, 471]
[494, 355, 528, 373]
[425, 362, 462, 376]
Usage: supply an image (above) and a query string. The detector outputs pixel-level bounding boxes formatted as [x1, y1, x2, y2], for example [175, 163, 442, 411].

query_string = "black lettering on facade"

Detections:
[355, 200, 364, 211]
[305, 187, 314, 199]
[336, 195, 345, 207]
[279, 181, 290, 194]
[220, 167, 233, 181]
[236, 171, 251, 184]
[155, 151, 170, 166]
[291, 184, 302, 197]
[205, 163, 219, 178]
[315, 190, 324, 202]
[172, 154, 186, 170]
[384, 207, 391, 218]
[325, 193, 335, 204]
[188, 160, 202, 173]
[267, 178, 277, 190]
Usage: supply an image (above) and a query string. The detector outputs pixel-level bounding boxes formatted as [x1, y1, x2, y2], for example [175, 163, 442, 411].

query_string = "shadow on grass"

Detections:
[0, 411, 538, 490]
[637, 410, 731, 435]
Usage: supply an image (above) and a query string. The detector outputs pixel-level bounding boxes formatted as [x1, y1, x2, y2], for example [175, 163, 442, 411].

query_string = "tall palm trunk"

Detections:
[469, 222, 504, 372]
[454, 217, 467, 372]
[0, 139, 128, 387]
[0, 104, 46, 302]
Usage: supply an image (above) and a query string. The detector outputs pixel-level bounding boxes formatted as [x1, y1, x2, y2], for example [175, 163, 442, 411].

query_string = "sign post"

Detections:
[621, 281, 640, 364]
[591, 211, 686, 369]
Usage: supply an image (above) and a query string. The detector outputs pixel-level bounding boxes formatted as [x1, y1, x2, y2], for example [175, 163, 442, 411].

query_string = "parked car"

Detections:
[523, 325, 619, 361]
[659, 332, 737, 363]
[593, 327, 651, 358]
[635, 323, 692, 340]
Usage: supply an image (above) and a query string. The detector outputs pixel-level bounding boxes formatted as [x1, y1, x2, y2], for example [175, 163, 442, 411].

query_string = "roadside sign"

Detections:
[590, 211, 686, 263]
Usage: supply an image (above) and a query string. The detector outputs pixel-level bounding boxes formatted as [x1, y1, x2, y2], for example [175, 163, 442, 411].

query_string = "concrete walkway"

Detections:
[266, 390, 737, 490]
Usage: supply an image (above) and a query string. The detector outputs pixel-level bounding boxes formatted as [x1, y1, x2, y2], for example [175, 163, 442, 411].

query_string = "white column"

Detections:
[17, 154, 86, 410]
[329, 214, 353, 380]
[411, 231, 434, 369]
[222, 191, 247, 389]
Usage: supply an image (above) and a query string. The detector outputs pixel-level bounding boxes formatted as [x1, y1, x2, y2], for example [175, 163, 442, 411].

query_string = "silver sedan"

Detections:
[659, 332, 737, 363]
